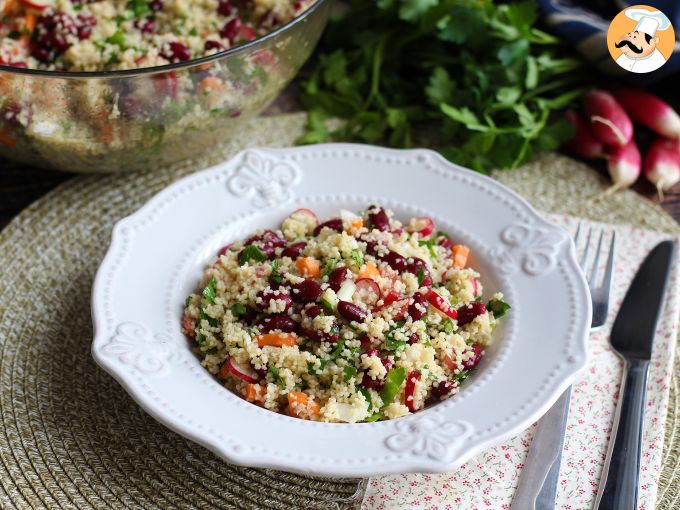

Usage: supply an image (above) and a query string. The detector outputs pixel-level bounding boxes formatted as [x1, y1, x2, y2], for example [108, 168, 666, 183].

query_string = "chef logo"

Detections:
[607, 5, 674, 74]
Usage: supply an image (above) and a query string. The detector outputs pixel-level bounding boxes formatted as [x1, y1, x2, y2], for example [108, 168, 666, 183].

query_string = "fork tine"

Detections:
[579, 228, 592, 272]
[589, 230, 605, 288]
[600, 232, 616, 294]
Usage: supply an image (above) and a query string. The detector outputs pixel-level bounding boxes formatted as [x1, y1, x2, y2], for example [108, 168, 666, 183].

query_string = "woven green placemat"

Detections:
[0, 112, 678, 509]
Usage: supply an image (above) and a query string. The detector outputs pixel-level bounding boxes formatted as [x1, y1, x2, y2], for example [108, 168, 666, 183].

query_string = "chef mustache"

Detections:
[615, 39, 644, 54]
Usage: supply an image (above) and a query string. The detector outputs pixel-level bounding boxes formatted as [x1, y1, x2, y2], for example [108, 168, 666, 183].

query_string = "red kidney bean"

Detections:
[239, 306, 258, 325]
[258, 314, 296, 333]
[380, 251, 409, 272]
[256, 289, 292, 312]
[337, 301, 368, 322]
[432, 380, 456, 398]
[282, 241, 306, 258]
[293, 279, 323, 303]
[408, 293, 427, 321]
[462, 343, 484, 370]
[368, 206, 391, 232]
[313, 218, 343, 236]
[361, 372, 385, 392]
[457, 301, 487, 326]
[304, 305, 323, 319]
[328, 266, 351, 292]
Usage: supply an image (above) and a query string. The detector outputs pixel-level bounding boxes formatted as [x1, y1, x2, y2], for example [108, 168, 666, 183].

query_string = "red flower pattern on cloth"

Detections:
[362, 215, 680, 510]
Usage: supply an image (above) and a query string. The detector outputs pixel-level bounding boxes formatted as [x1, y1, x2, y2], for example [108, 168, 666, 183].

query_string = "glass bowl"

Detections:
[0, 0, 331, 173]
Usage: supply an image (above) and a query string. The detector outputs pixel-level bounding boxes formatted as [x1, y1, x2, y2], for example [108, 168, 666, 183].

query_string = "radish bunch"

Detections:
[564, 88, 680, 197]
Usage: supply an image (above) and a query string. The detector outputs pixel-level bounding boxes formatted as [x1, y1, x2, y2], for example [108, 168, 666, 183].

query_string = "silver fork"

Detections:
[511, 224, 615, 510]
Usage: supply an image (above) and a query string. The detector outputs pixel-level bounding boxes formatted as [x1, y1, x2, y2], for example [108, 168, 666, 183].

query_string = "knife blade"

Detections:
[594, 240, 675, 510]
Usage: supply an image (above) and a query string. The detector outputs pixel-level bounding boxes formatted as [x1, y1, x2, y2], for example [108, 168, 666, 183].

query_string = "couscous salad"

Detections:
[182, 206, 510, 423]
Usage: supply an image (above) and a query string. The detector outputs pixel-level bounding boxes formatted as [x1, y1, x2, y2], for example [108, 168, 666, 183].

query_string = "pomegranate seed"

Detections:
[407, 293, 427, 321]
[457, 301, 487, 326]
[432, 380, 456, 398]
[220, 17, 242, 41]
[134, 18, 155, 34]
[382, 358, 393, 371]
[293, 279, 323, 303]
[361, 372, 385, 392]
[255, 289, 292, 312]
[282, 241, 306, 259]
[364, 348, 380, 358]
[304, 305, 322, 319]
[337, 301, 368, 323]
[76, 13, 97, 40]
[313, 218, 343, 236]
[149, 0, 163, 11]
[204, 40, 225, 52]
[462, 343, 484, 370]
[217, 0, 233, 15]
[368, 206, 391, 232]
[408, 332, 420, 344]
[327, 266, 351, 292]
[258, 314, 296, 333]
[163, 41, 190, 62]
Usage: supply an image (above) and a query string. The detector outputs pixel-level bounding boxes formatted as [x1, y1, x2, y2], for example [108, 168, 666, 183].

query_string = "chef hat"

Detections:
[624, 8, 672, 37]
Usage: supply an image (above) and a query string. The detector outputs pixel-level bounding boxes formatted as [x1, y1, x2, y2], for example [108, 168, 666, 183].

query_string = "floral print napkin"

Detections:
[361, 215, 680, 510]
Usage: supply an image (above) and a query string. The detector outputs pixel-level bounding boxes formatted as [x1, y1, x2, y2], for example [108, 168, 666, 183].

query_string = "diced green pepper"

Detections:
[239, 245, 266, 266]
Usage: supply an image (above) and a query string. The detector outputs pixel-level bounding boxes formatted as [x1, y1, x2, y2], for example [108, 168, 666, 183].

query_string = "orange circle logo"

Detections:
[607, 5, 674, 74]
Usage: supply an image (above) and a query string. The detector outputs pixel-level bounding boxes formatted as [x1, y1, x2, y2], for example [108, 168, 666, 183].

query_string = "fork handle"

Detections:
[595, 359, 649, 510]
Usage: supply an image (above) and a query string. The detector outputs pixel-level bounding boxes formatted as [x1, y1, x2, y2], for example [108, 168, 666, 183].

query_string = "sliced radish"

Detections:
[355, 278, 381, 306]
[470, 277, 479, 297]
[289, 208, 319, 225]
[372, 290, 400, 313]
[407, 217, 435, 237]
[226, 357, 260, 384]
[336, 279, 356, 302]
[19, 0, 49, 11]
[442, 354, 458, 372]
[426, 290, 458, 319]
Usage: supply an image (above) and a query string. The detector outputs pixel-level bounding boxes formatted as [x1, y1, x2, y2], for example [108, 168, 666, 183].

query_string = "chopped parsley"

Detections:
[487, 298, 511, 318]
[231, 303, 247, 316]
[343, 365, 357, 381]
[105, 30, 126, 50]
[418, 239, 437, 258]
[126, 0, 151, 17]
[268, 365, 286, 388]
[239, 245, 266, 266]
[417, 267, 425, 286]
[384, 320, 407, 351]
[202, 277, 217, 303]
[270, 259, 283, 284]
[359, 387, 373, 412]
[452, 368, 476, 385]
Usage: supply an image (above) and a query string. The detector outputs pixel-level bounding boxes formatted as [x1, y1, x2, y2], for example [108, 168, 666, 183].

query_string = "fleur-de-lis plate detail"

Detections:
[101, 322, 176, 375]
[385, 414, 472, 462]
[227, 151, 301, 208]
[490, 223, 566, 276]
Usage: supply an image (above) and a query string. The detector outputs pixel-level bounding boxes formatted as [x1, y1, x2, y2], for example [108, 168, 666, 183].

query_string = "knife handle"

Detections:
[595, 359, 649, 510]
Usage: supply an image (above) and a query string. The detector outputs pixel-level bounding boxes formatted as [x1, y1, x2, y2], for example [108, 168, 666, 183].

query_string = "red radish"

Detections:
[583, 90, 633, 147]
[372, 290, 400, 313]
[470, 277, 479, 297]
[225, 357, 260, 383]
[613, 88, 680, 139]
[644, 138, 680, 198]
[404, 370, 421, 412]
[355, 278, 381, 306]
[564, 109, 604, 158]
[407, 217, 435, 237]
[381, 298, 409, 320]
[19, 0, 49, 10]
[604, 138, 641, 194]
[426, 290, 458, 319]
[288, 208, 319, 225]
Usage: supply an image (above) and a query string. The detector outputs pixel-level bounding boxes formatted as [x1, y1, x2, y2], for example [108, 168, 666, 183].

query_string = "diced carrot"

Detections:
[23, 12, 36, 38]
[452, 244, 470, 269]
[254, 332, 298, 348]
[296, 256, 320, 278]
[347, 217, 363, 234]
[197, 76, 224, 95]
[287, 391, 321, 419]
[0, 128, 16, 148]
[244, 383, 265, 403]
[357, 262, 380, 280]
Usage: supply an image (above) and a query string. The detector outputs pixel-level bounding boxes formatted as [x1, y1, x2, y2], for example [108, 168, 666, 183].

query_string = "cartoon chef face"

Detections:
[615, 30, 659, 59]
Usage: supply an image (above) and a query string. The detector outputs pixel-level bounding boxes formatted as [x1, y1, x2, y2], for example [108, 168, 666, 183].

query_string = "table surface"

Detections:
[1, 90, 679, 229]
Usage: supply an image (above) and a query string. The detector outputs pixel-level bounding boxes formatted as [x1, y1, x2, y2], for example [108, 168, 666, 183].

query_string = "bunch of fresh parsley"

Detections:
[299, 0, 590, 172]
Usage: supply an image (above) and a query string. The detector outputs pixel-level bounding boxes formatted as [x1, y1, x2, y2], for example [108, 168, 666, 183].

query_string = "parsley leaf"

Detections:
[239, 245, 266, 266]
[268, 365, 286, 388]
[417, 267, 425, 286]
[202, 277, 217, 303]
[270, 260, 283, 284]
[231, 303, 247, 316]
[343, 365, 358, 381]
[418, 239, 437, 258]
[487, 298, 511, 318]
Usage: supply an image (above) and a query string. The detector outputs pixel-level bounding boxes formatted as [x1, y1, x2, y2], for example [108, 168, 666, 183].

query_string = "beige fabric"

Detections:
[0, 112, 678, 509]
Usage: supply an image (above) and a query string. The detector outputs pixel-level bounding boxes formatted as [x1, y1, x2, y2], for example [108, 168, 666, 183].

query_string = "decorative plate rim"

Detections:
[91, 143, 592, 476]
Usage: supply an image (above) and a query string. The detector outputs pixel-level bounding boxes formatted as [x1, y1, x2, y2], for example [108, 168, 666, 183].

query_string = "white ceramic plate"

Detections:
[92, 144, 591, 477]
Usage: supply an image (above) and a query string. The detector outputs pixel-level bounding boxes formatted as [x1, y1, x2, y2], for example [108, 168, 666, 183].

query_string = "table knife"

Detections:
[594, 240, 675, 510]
